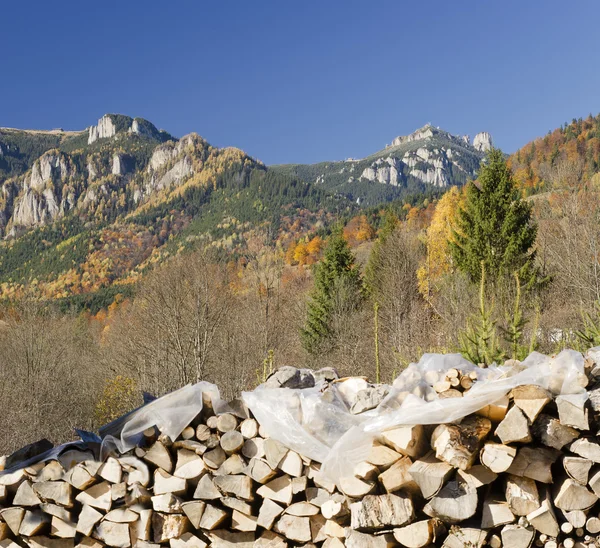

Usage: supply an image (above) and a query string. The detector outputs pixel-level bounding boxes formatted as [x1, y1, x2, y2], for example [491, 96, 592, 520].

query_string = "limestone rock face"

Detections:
[473, 132, 493, 152]
[360, 157, 401, 186]
[112, 155, 125, 176]
[30, 152, 74, 192]
[88, 115, 117, 145]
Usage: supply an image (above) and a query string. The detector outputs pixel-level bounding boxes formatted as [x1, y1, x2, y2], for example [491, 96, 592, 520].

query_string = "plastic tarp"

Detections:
[243, 349, 589, 486]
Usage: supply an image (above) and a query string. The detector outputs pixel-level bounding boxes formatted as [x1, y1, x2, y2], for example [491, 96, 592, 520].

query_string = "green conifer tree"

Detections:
[450, 149, 538, 286]
[301, 229, 363, 354]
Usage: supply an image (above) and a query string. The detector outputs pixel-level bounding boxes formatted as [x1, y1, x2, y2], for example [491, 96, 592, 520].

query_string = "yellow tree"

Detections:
[417, 186, 463, 300]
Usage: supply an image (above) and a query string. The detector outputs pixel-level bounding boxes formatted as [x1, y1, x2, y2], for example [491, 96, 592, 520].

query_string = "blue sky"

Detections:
[2, 1, 599, 164]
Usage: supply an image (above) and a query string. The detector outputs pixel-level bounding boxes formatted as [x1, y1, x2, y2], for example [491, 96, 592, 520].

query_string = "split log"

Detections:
[430, 416, 491, 470]
[480, 443, 516, 473]
[231, 510, 257, 532]
[274, 515, 311, 543]
[495, 406, 531, 444]
[216, 414, 238, 433]
[153, 470, 186, 496]
[244, 458, 277, 484]
[198, 504, 227, 530]
[505, 475, 540, 516]
[256, 475, 293, 505]
[393, 518, 445, 548]
[350, 494, 414, 531]
[278, 450, 303, 477]
[257, 499, 284, 530]
[220, 431, 244, 455]
[143, 442, 173, 473]
[506, 446, 559, 483]
[152, 514, 191, 544]
[378, 456, 419, 494]
[556, 394, 589, 430]
[526, 499, 559, 537]
[563, 456, 592, 485]
[93, 521, 129, 548]
[457, 465, 497, 488]
[532, 414, 579, 450]
[380, 425, 428, 459]
[511, 385, 552, 422]
[212, 475, 253, 500]
[441, 527, 487, 548]
[570, 438, 600, 463]
[338, 476, 375, 498]
[554, 478, 598, 511]
[75, 482, 112, 512]
[423, 480, 478, 523]
[500, 524, 535, 548]
[481, 499, 515, 529]
[181, 501, 205, 529]
[408, 452, 453, 499]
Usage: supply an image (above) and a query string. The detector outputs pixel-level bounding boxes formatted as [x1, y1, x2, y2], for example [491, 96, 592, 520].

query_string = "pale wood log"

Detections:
[220, 431, 244, 455]
[19, 510, 50, 537]
[244, 458, 277, 484]
[431, 416, 491, 470]
[320, 496, 348, 520]
[213, 474, 253, 501]
[556, 394, 589, 430]
[0, 507, 24, 536]
[36, 461, 65, 483]
[367, 444, 402, 469]
[532, 414, 579, 450]
[554, 478, 598, 511]
[111, 482, 126, 503]
[495, 406, 532, 444]
[152, 513, 191, 544]
[307, 463, 336, 493]
[323, 519, 345, 538]
[257, 475, 293, 505]
[13, 480, 42, 506]
[153, 469, 186, 496]
[439, 389, 463, 399]
[173, 449, 206, 480]
[33, 481, 73, 507]
[408, 452, 453, 499]
[481, 499, 516, 529]
[104, 508, 139, 524]
[393, 518, 445, 548]
[476, 395, 509, 422]
[505, 475, 540, 516]
[434, 381, 452, 393]
[380, 425, 428, 459]
[143, 442, 173, 473]
[586, 516, 600, 534]
[306, 487, 330, 507]
[216, 454, 246, 475]
[264, 439, 289, 469]
[284, 502, 319, 517]
[570, 438, 600, 463]
[511, 385, 552, 422]
[345, 529, 396, 548]
[563, 509, 587, 528]
[507, 446, 559, 483]
[242, 438, 265, 460]
[202, 447, 226, 470]
[195, 424, 211, 442]
[278, 450, 303, 477]
[500, 524, 535, 548]
[118, 457, 150, 487]
[257, 499, 284, 530]
[93, 521, 129, 548]
[310, 513, 327, 543]
[231, 510, 257, 532]
[216, 413, 238, 433]
[378, 456, 419, 494]
[423, 480, 478, 523]
[457, 465, 497, 488]
[441, 527, 487, 548]
[125, 483, 151, 506]
[192, 474, 221, 500]
[220, 496, 252, 515]
[526, 499, 559, 537]
[181, 501, 205, 529]
[354, 461, 378, 480]
[75, 481, 112, 512]
[240, 419, 259, 439]
[151, 493, 183, 513]
[98, 458, 122, 485]
[76, 505, 103, 537]
[23, 537, 74, 548]
[480, 442, 516, 473]
[350, 494, 413, 530]
[40, 503, 72, 522]
[563, 456, 592, 485]
[169, 532, 207, 548]
[338, 475, 376, 498]
[274, 515, 311, 543]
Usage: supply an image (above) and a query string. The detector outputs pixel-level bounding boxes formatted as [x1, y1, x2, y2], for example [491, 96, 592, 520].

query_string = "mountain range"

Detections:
[0, 113, 496, 308]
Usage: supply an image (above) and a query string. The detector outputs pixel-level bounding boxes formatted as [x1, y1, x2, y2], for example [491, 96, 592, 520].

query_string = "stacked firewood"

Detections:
[2, 359, 600, 548]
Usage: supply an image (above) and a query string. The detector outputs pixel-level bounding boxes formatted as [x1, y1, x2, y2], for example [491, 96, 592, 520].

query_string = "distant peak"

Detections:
[88, 114, 168, 145]
[387, 124, 491, 152]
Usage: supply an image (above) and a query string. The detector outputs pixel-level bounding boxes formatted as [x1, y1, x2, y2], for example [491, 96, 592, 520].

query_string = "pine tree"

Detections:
[450, 149, 538, 286]
[301, 229, 363, 353]
[364, 211, 398, 297]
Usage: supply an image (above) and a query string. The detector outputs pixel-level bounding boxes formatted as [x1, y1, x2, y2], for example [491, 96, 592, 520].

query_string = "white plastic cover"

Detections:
[243, 349, 588, 486]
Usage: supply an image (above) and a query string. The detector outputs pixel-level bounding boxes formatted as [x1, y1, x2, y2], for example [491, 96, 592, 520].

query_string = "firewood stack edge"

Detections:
[2, 353, 600, 548]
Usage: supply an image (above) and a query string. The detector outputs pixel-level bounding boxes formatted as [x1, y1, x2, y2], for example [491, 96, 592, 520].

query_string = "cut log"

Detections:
[33, 481, 73, 507]
[354, 461, 378, 481]
[244, 458, 277, 484]
[570, 438, 600, 463]
[257, 499, 284, 530]
[408, 452, 453, 499]
[563, 509, 587, 528]
[152, 513, 191, 544]
[500, 524, 535, 548]
[457, 465, 497, 488]
[554, 478, 598, 511]
[76, 505, 103, 537]
[285, 502, 319, 517]
[476, 396, 509, 422]
[423, 481, 478, 523]
[221, 496, 252, 515]
[119, 457, 150, 487]
[278, 450, 303, 477]
[257, 475, 293, 505]
[47, 516, 75, 540]
[586, 516, 600, 534]
[13, 481, 42, 506]
[532, 414, 579, 450]
[143, 442, 173, 473]
[98, 458, 122, 484]
[212, 475, 253, 500]
[350, 494, 414, 531]
[220, 431, 244, 455]
[153, 469, 186, 496]
[526, 499, 559, 537]
[564, 456, 592, 485]
[207, 530, 255, 547]
[380, 425, 428, 459]
[264, 439, 289, 469]
[254, 530, 287, 548]
[169, 532, 207, 548]
[239, 419, 258, 440]
[274, 515, 311, 543]
[0, 507, 25, 536]
[216, 414, 238, 433]
[151, 493, 183, 513]
[378, 456, 419, 494]
[93, 521, 130, 548]
[441, 527, 487, 548]
[345, 529, 396, 548]
[193, 474, 221, 500]
[203, 447, 226, 470]
[75, 482, 112, 512]
[511, 385, 552, 422]
[231, 510, 257, 532]
[481, 499, 515, 529]
[173, 449, 206, 481]
[393, 518, 445, 548]
[181, 501, 205, 529]
[556, 394, 589, 430]
[36, 461, 65, 482]
[19, 510, 50, 537]
[430, 416, 491, 470]
[506, 446, 559, 483]
[338, 476, 376, 498]
[241, 438, 265, 460]
[480, 443, 516, 473]
[505, 475, 540, 516]
[216, 454, 246, 475]
[495, 406, 532, 444]
[40, 503, 72, 522]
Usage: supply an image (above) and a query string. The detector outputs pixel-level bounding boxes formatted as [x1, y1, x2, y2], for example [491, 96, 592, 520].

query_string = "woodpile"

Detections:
[1, 356, 600, 547]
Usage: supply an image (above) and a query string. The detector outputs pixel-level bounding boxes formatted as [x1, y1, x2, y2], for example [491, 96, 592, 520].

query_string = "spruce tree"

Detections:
[301, 229, 363, 354]
[450, 148, 538, 286]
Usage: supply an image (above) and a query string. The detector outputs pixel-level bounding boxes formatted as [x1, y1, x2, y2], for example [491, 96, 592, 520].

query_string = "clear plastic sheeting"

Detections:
[243, 349, 588, 487]
[100, 381, 223, 458]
